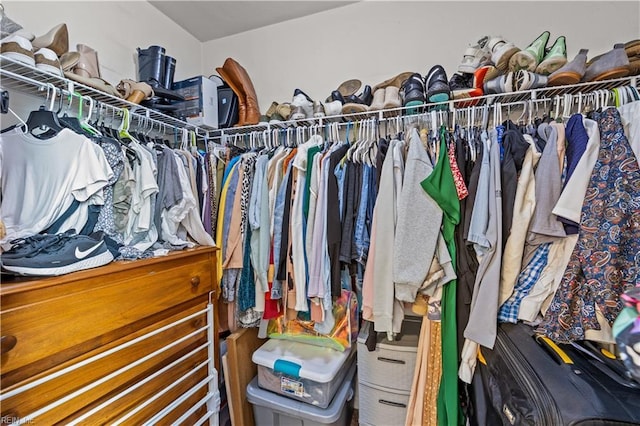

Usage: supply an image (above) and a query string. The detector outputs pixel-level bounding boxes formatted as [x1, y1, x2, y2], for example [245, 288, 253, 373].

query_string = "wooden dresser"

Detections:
[0, 246, 219, 425]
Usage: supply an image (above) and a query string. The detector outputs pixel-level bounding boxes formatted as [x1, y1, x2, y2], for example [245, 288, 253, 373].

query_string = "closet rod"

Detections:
[209, 74, 639, 139]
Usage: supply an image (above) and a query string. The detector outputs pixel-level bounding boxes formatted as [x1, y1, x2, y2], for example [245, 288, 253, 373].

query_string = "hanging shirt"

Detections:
[552, 117, 601, 225]
[93, 137, 126, 244]
[420, 127, 462, 426]
[527, 122, 566, 245]
[539, 108, 640, 342]
[394, 128, 442, 302]
[618, 100, 640, 165]
[291, 136, 323, 311]
[249, 154, 270, 297]
[0, 127, 112, 249]
[499, 135, 541, 305]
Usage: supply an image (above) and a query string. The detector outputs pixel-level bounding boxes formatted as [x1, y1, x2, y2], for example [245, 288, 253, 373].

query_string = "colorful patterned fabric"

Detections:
[448, 140, 469, 200]
[538, 108, 640, 342]
[498, 242, 551, 323]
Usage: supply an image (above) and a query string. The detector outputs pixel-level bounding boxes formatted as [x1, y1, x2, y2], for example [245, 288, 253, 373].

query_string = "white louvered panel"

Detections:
[10, 303, 219, 426]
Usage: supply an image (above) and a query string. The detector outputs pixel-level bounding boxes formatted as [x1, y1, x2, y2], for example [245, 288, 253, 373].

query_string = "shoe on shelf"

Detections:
[449, 72, 473, 91]
[324, 78, 361, 102]
[322, 100, 342, 117]
[329, 90, 346, 104]
[625, 39, 640, 57]
[449, 72, 481, 101]
[289, 104, 306, 120]
[59, 51, 80, 71]
[73, 43, 100, 78]
[291, 89, 314, 119]
[275, 102, 292, 120]
[486, 36, 520, 72]
[336, 79, 361, 97]
[509, 31, 550, 72]
[372, 71, 414, 92]
[313, 100, 325, 118]
[0, 33, 35, 66]
[535, 36, 567, 75]
[547, 49, 588, 86]
[1, 230, 114, 276]
[628, 54, 640, 76]
[265, 101, 279, 119]
[1, 230, 74, 260]
[116, 79, 154, 104]
[34, 47, 62, 76]
[11, 29, 35, 42]
[583, 43, 630, 82]
[425, 65, 451, 103]
[341, 85, 372, 114]
[383, 86, 402, 110]
[484, 71, 515, 95]
[514, 70, 548, 91]
[32, 23, 68, 57]
[458, 36, 492, 74]
[400, 72, 425, 107]
[369, 87, 386, 111]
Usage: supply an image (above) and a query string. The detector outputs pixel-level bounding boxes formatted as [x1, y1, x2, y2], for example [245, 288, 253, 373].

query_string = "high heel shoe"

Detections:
[32, 23, 68, 57]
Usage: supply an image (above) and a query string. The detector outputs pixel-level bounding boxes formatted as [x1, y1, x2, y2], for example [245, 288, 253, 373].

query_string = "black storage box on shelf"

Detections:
[217, 85, 239, 128]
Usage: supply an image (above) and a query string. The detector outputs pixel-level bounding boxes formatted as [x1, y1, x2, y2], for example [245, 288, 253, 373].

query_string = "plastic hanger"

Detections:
[26, 83, 64, 138]
[118, 108, 134, 141]
[78, 94, 100, 136]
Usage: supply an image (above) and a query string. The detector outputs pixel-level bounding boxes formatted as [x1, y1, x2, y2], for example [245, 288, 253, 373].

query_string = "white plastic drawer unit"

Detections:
[358, 381, 411, 426]
[357, 317, 421, 391]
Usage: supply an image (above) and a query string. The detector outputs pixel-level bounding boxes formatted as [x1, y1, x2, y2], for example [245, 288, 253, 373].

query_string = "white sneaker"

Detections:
[35, 47, 62, 76]
[0, 33, 35, 66]
[291, 93, 313, 118]
[322, 100, 342, 117]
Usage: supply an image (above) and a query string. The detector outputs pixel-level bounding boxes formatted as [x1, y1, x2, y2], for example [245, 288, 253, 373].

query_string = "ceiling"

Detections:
[149, 1, 357, 42]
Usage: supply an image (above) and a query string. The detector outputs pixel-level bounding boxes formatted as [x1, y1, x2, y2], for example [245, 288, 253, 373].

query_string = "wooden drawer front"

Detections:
[1, 305, 210, 425]
[1, 255, 213, 377]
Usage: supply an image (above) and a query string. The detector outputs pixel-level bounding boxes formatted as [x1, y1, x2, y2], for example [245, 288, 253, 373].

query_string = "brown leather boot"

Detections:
[216, 58, 260, 126]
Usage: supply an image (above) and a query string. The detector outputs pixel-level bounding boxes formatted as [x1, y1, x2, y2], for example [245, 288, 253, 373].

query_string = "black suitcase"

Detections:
[470, 322, 640, 426]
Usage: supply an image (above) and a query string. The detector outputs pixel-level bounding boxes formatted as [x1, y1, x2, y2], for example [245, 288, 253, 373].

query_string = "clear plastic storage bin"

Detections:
[252, 339, 355, 408]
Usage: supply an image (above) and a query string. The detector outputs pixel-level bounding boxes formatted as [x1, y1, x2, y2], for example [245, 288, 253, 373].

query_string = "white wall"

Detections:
[201, 1, 640, 113]
[3, 0, 202, 86]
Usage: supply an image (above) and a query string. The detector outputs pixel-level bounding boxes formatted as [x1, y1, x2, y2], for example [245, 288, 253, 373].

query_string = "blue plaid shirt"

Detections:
[498, 242, 552, 323]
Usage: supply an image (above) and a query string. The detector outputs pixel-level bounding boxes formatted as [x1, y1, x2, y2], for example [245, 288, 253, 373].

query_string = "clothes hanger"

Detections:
[55, 91, 85, 134]
[79, 94, 100, 136]
[25, 83, 64, 138]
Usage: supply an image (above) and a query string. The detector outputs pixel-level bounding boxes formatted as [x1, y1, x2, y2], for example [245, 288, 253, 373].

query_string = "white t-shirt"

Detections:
[0, 127, 113, 249]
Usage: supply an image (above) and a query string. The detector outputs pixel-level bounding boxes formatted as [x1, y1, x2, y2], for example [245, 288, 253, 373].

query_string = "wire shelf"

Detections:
[212, 74, 639, 138]
[0, 55, 208, 134]
[3, 53, 637, 141]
